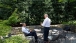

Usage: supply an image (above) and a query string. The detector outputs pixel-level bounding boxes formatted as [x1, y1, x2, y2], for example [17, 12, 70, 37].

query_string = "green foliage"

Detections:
[4, 36, 29, 43]
[7, 8, 20, 26]
[68, 21, 76, 25]
[62, 20, 76, 25]
[29, 1, 45, 25]
[0, 24, 11, 36]
[0, 8, 20, 36]
[0, 0, 76, 25]
[69, 0, 76, 2]
[0, 39, 3, 43]
[0, 20, 11, 36]
[0, 0, 18, 20]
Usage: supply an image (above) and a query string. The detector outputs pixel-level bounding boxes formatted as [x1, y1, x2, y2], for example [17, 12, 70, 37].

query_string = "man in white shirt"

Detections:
[41, 14, 51, 43]
[21, 23, 38, 42]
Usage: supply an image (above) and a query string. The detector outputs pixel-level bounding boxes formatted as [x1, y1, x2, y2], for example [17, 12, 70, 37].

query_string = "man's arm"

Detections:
[41, 19, 47, 27]
[22, 27, 30, 34]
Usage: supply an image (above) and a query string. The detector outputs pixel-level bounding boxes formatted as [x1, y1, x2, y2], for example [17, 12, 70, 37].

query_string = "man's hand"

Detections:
[30, 29, 33, 32]
[30, 30, 32, 32]
[40, 22, 42, 26]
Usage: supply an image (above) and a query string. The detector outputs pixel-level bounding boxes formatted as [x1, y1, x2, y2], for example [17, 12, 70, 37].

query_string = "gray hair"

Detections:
[44, 14, 48, 17]
[20, 23, 25, 25]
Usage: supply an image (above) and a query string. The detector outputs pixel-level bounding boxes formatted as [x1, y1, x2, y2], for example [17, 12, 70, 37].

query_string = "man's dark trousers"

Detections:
[44, 27, 50, 41]
[24, 31, 38, 41]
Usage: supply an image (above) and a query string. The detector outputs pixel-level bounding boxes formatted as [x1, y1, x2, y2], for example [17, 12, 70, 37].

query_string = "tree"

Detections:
[0, 0, 76, 25]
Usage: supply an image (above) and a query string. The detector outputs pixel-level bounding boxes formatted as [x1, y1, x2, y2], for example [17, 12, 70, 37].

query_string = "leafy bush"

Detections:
[0, 20, 11, 36]
[4, 36, 29, 43]
[68, 20, 76, 25]
[62, 20, 76, 33]
[0, 8, 20, 36]
[0, 20, 8, 25]
[0, 24, 11, 36]
[0, 8, 20, 26]
[7, 8, 20, 26]
[62, 20, 76, 25]
[0, 39, 3, 43]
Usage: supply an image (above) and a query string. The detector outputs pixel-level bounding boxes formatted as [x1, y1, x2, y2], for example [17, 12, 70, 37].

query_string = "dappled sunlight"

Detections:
[69, 36, 76, 40]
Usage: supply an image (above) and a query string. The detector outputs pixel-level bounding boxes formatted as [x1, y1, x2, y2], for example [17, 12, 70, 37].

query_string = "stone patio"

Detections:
[34, 28, 76, 43]
[11, 28, 76, 43]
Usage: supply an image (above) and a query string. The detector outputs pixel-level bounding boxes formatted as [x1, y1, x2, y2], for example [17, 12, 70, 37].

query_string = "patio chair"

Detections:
[23, 32, 35, 43]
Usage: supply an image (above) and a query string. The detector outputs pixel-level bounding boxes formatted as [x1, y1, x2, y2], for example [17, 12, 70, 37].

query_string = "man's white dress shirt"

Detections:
[22, 27, 30, 34]
[42, 17, 51, 27]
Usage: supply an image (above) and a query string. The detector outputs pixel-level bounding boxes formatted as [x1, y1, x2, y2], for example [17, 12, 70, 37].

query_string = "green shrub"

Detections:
[0, 24, 11, 36]
[7, 8, 20, 26]
[0, 8, 20, 26]
[0, 8, 20, 36]
[0, 20, 8, 25]
[62, 20, 76, 25]
[0, 39, 3, 43]
[4, 36, 29, 43]
[62, 20, 76, 33]
[0, 20, 4, 24]
[68, 20, 76, 25]
[0, 20, 11, 36]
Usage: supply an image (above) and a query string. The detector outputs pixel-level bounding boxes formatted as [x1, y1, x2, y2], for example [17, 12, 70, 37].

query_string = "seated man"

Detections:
[21, 23, 38, 42]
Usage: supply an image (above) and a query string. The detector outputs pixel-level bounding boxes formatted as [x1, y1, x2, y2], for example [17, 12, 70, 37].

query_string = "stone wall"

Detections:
[11, 24, 64, 35]
[11, 24, 76, 35]
[11, 27, 22, 35]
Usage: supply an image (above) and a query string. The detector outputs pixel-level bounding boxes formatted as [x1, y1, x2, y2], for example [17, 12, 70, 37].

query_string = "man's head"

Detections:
[44, 14, 48, 18]
[22, 23, 26, 27]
